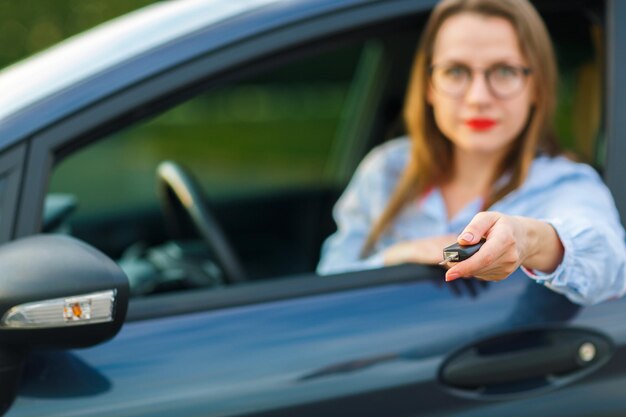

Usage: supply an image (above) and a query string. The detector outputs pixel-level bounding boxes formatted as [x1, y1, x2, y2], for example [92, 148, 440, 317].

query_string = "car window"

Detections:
[44, 6, 603, 300]
[47, 39, 387, 295]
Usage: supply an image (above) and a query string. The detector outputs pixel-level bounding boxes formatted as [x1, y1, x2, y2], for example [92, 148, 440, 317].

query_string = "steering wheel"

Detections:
[156, 161, 247, 284]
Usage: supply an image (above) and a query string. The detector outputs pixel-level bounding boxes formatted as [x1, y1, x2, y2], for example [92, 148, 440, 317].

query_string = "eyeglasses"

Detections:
[429, 63, 532, 99]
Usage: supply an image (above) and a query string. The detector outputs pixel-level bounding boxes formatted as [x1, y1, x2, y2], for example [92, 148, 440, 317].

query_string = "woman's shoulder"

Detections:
[358, 136, 411, 177]
[526, 154, 603, 189]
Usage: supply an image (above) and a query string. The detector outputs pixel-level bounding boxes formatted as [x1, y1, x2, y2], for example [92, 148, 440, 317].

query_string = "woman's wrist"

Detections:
[519, 217, 564, 273]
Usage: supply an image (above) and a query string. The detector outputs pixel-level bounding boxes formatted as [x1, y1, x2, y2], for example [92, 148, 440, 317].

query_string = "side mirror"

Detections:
[0, 235, 129, 415]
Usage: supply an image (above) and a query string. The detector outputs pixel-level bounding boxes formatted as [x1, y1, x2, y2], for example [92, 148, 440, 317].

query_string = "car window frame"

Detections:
[10, 0, 624, 321]
[0, 144, 27, 243]
[605, 0, 626, 220]
[126, 264, 444, 321]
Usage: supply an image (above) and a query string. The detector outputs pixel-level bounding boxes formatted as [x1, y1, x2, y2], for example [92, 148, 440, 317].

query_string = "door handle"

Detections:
[440, 328, 612, 397]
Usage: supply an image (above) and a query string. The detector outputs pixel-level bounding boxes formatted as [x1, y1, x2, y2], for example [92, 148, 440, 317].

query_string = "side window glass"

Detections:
[48, 41, 372, 295]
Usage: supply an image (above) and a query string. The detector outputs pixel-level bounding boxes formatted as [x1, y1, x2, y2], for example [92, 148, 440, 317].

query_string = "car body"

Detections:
[1, 0, 626, 416]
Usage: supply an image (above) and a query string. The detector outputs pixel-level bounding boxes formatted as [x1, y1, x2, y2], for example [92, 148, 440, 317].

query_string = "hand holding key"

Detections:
[444, 212, 564, 282]
[439, 238, 486, 265]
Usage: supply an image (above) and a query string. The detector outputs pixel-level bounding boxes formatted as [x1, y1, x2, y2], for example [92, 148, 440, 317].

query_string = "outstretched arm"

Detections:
[444, 158, 626, 306]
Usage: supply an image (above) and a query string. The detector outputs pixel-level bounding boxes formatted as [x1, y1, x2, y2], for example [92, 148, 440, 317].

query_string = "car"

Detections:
[0, 0, 625, 416]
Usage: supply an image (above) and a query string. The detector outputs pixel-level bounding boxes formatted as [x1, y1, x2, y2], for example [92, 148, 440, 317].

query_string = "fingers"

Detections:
[445, 240, 508, 282]
[458, 211, 502, 244]
[446, 215, 519, 282]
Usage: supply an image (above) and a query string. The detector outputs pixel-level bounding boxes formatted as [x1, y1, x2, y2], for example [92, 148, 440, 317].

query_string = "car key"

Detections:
[438, 238, 486, 265]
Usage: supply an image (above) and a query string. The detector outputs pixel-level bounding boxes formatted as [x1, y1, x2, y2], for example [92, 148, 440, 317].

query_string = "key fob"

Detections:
[441, 238, 486, 263]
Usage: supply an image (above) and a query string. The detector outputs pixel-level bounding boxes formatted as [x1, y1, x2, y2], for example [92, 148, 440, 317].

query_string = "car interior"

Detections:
[43, 1, 604, 298]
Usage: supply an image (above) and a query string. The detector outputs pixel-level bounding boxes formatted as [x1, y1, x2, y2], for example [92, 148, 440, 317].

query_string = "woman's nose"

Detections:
[464, 73, 493, 105]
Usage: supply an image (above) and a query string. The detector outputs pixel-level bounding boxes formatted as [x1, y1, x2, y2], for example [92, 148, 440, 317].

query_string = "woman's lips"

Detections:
[465, 118, 497, 130]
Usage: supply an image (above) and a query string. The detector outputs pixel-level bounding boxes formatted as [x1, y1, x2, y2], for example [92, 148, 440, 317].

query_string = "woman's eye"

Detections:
[493, 65, 518, 78]
[443, 66, 468, 79]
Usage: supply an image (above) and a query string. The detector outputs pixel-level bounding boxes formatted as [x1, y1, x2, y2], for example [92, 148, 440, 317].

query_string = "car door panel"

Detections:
[8, 268, 626, 417]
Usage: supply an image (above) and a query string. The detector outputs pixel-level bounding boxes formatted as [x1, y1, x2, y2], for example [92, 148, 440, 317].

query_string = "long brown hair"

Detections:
[361, 0, 560, 257]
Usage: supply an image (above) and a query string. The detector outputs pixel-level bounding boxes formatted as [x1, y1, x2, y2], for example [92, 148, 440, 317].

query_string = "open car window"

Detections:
[45, 4, 605, 301]
[47, 37, 390, 296]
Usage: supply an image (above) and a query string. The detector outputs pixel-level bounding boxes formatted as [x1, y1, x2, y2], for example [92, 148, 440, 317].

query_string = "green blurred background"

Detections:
[0, 1, 154, 67]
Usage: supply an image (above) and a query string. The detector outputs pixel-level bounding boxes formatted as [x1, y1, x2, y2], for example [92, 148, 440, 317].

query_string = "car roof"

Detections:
[0, 0, 284, 124]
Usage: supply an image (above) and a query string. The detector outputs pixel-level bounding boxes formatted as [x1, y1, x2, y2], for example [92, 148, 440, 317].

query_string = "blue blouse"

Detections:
[317, 138, 626, 305]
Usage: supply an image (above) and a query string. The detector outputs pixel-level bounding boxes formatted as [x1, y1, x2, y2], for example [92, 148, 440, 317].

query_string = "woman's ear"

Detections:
[529, 79, 537, 105]
[427, 84, 434, 105]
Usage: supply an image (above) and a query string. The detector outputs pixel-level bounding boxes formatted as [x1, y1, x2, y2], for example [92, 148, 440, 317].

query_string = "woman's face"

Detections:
[427, 13, 534, 157]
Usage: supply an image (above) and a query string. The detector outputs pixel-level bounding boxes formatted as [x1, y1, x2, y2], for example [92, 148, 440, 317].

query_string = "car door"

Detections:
[4, 0, 626, 416]
[8, 268, 626, 416]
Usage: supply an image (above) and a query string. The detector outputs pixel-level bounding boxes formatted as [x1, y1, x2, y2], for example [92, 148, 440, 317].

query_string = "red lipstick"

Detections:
[465, 118, 496, 130]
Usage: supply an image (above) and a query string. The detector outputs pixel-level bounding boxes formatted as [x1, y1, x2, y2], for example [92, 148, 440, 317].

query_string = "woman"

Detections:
[317, 0, 626, 305]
